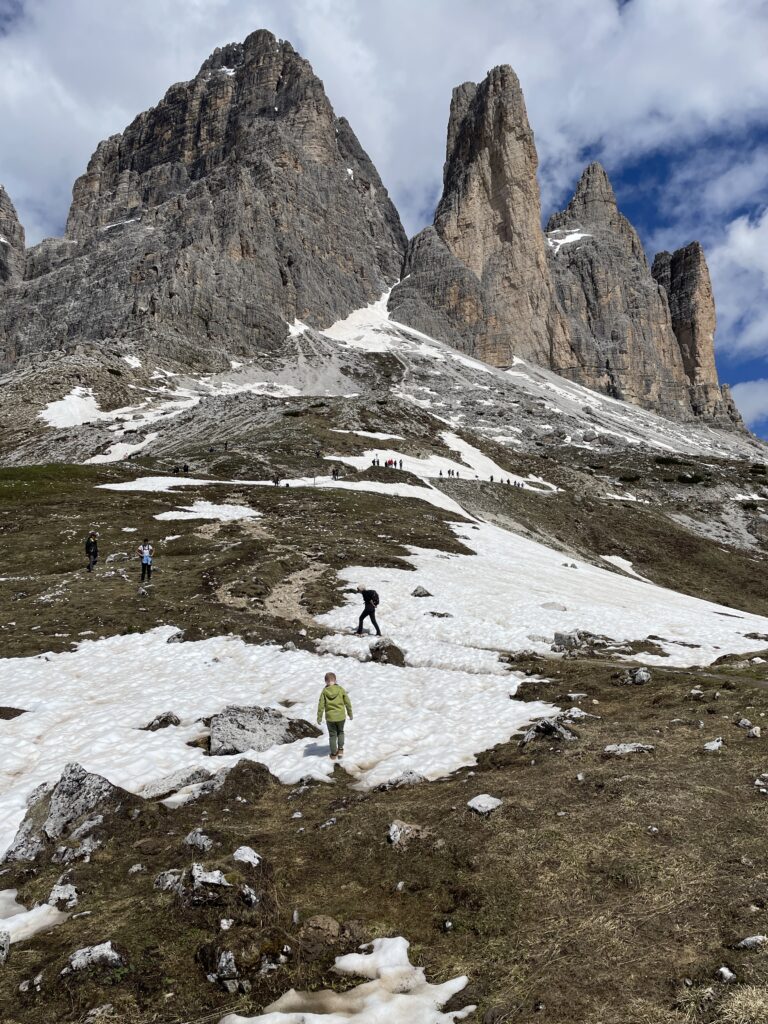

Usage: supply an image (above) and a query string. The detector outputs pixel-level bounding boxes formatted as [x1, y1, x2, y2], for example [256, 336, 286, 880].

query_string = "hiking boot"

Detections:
[337, 749, 344, 759]
[329, 753, 337, 760]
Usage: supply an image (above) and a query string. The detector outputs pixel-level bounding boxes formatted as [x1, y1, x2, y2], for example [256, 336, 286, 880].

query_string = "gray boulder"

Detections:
[411, 585, 432, 598]
[368, 638, 406, 667]
[141, 711, 181, 731]
[209, 705, 320, 756]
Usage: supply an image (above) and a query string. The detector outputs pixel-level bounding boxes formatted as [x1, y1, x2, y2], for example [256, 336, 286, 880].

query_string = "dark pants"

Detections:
[357, 606, 381, 636]
[327, 719, 345, 755]
[141, 562, 152, 582]
[87, 554, 97, 572]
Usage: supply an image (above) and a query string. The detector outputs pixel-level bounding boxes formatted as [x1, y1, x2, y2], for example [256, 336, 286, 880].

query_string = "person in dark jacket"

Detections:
[85, 531, 98, 573]
[354, 583, 381, 636]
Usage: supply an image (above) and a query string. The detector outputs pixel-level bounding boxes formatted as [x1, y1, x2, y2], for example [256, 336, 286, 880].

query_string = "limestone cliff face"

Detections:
[390, 66, 572, 370]
[652, 243, 744, 427]
[0, 186, 25, 286]
[1, 30, 406, 371]
[545, 162, 694, 419]
[391, 62, 742, 429]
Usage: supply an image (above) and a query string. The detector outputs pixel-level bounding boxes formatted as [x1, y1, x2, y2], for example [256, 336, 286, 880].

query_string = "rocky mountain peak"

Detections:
[391, 64, 572, 369]
[0, 185, 25, 285]
[547, 161, 645, 264]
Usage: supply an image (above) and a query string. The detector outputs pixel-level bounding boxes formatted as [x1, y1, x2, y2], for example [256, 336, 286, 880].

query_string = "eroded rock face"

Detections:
[0, 185, 25, 285]
[390, 63, 742, 428]
[0, 29, 406, 372]
[652, 243, 744, 427]
[390, 66, 571, 370]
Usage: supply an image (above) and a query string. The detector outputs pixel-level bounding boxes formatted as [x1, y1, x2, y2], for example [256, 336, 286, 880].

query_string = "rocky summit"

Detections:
[390, 67, 742, 427]
[2, 26, 768, 1024]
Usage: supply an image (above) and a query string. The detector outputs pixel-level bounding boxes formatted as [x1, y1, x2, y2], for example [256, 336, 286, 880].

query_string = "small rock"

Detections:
[387, 820, 430, 847]
[141, 711, 180, 732]
[411, 585, 432, 597]
[551, 630, 582, 652]
[369, 637, 406, 667]
[185, 828, 213, 852]
[191, 864, 231, 889]
[716, 965, 736, 983]
[748, 727, 762, 739]
[736, 718, 753, 730]
[48, 883, 78, 909]
[232, 846, 261, 867]
[240, 885, 260, 906]
[128, 863, 144, 875]
[220, 919, 234, 931]
[0, 930, 9, 965]
[619, 667, 652, 685]
[467, 794, 503, 815]
[603, 743, 655, 757]
[61, 941, 124, 975]
[735, 935, 767, 949]
[154, 869, 184, 894]
[704, 737, 724, 753]
[217, 950, 238, 979]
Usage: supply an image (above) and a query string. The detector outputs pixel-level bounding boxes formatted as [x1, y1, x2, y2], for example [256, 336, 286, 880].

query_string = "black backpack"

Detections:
[370, 590, 380, 607]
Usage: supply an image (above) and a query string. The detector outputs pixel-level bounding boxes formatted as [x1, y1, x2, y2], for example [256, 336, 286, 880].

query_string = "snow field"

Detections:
[0, 628, 552, 857]
[220, 936, 474, 1023]
[317, 521, 768, 671]
[0, 889, 68, 943]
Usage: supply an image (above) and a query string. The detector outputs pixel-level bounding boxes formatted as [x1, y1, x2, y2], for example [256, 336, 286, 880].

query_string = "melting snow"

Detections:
[154, 501, 261, 522]
[547, 228, 593, 255]
[220, 936, 474, 1023]
[0, 889, 68, 943]
[122, 355, 142, 369]
[39, 387, 108, 428]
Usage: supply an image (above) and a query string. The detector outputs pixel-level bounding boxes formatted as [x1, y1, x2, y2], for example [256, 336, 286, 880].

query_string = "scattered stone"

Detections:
[84, 1004, 116, 1021]
[105, 552, 129, 563]
[209, 705, 320, 756]
[716, 965, 736, 983]
[387, 820, 430, 847]
[283, 641, 297, 651]
[191, 863, 231, 889]
[368, 637, 406, 667]
[217, 950, 238, 979]
[411, 585, 432, 597]
[185, 828, 214, 852]
[748, 727, 762, 739]
[61, 941, 124, 975]
[704, 737, 724, 753]
[48, 882, 78, 909]
[319, 817, 337, 830]
[299, 914, 341, 956]
[128, 863, 144, 875]
[689, 687, 705, 699]
[428, 611, 453, 618]
[551, 630, 582, 652]
[735, 935, 768, 949]
[618, 667, 652, 685]
[467, 794, 503, 815]
[519, 716, 578, 746]
[0, 930, 9, 965]
[143, 767, 213, 802]
[232, 846, 261, 867]
[375, 769, 427, 791]
[603, 743, 655, 757]
[541, 602, 567, 611]
[154, 870, 185, 894]
[240, 885, 260, 907]
[736, 718, 753, 730]
[141, 711, 180, 731]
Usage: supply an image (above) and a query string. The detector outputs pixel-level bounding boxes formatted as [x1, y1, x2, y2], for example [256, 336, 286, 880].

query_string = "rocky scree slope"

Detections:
[0, 30, 406, 374]
[389, 66, 742, 428]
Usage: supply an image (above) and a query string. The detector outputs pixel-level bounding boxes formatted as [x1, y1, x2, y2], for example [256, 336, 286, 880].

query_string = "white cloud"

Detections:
[730, 378, 768, 427]
[708, 208, 768, 359]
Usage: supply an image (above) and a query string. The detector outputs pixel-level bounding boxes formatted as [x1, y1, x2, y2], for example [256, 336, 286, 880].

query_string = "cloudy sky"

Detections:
[1, 0, 767, 429]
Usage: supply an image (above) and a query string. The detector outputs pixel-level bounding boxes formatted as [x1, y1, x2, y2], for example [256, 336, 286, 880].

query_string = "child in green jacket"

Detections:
[317, 672, 353, 760]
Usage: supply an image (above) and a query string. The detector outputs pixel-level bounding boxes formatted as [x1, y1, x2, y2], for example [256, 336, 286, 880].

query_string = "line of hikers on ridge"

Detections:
[85, 532, 155, 581]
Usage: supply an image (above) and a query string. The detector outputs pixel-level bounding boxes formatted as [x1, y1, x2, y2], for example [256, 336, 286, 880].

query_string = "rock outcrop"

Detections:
[390, 66, 572, 370]
[0, 29, 406, 372]
[0, 185, 24, 285]
[545, 161, 694, 419]
[391, 65, 742, 427]
[652, 243, 744, 427]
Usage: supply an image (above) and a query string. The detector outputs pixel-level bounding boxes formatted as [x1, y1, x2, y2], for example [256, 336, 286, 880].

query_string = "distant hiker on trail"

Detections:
[183, 463, 189, 473]
[317, 671, 352, 760]
[137, 539, 154, 582]
[272, 473, 281, 487]
[399, 459, 402, 469]
[355, 584, 381, 637]
[85, 531, 98, 573]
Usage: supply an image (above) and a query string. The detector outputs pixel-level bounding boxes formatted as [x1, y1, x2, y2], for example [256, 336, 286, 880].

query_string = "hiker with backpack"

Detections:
[85, 531, 98, 573]
[355, 584, 382, 636]
[317, 671, 353, 760]
[137, 539, 154, 582]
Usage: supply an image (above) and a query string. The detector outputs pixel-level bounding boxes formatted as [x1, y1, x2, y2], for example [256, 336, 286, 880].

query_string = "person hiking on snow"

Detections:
[137, 539, 154, 582]
[354, 583, 381, 636]
[85, 531, 99, 573]
[317, 671, 353, 760]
